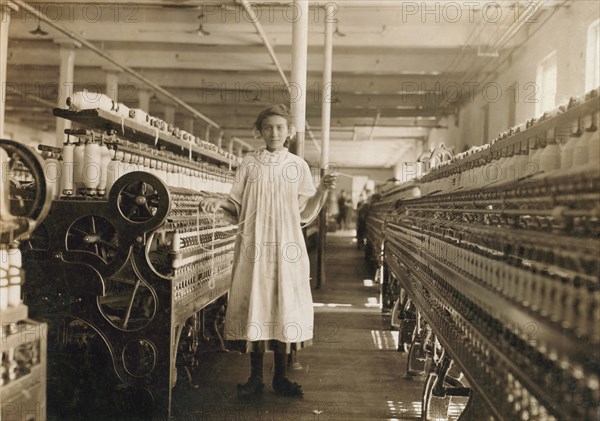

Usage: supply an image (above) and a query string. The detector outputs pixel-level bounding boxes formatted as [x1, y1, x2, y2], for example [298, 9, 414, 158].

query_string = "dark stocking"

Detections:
[250, 352, 264, 380]
[273, 352, 287, 380]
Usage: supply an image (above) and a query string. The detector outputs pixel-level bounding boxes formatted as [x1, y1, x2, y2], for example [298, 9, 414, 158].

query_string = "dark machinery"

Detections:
[20, 106, 239, 419]
[1, 138, 51, 421]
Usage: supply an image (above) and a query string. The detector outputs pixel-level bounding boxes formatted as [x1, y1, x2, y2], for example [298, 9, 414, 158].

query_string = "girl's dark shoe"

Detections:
[272, 376, 303, 398]
[237, 376, 264, 398]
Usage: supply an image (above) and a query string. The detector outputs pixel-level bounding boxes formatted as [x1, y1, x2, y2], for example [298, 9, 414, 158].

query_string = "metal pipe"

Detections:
[290, 0, 309, 157]
[237, 0, 289, 89]
[11, 0, 220, 129]
[316, 2, 335, 289]
[231, 136, 254, 150]
[368, 111, 381, 142]
[0, 2, 18, 137]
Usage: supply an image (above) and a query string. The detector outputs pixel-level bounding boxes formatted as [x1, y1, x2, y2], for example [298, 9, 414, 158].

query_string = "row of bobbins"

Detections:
[420, 93, 600, 195]
[43, 136, 234, 199]
[0, 243, 27, 388]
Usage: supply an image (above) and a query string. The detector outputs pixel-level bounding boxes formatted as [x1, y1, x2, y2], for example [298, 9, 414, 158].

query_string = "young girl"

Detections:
[200, 104, 337, 398]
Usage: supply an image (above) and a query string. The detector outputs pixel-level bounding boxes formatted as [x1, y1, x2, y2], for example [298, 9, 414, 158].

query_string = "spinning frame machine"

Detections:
[366, 90, 600, 420]
[16, 101, 239, 418]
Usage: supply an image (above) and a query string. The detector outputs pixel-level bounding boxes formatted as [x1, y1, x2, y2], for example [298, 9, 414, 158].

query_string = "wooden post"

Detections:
[316, 3, 334, 289]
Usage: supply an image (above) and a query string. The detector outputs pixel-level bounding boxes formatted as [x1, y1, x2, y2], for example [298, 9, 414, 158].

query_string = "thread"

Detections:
[0, 247, 8, 311]
[7, 245, 22, 307]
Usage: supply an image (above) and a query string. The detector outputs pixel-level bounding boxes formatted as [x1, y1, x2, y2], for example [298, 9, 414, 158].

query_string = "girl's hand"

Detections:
[199, 197, 223, 213]
[318, 173, 338, 192]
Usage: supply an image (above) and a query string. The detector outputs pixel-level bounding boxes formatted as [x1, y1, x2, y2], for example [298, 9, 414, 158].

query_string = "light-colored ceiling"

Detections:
[4, 0, 556, 167]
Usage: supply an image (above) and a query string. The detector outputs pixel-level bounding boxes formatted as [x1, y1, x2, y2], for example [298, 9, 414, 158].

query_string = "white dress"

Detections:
[224, 147, 321, 347]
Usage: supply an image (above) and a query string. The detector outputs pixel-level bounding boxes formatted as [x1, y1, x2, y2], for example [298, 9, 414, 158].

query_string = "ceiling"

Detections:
[4, 0, 555, 167]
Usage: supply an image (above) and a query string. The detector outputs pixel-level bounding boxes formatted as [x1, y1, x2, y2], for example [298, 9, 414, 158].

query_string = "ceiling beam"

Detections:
[6, 65, 470, 94]
[8, 39, 481, 73]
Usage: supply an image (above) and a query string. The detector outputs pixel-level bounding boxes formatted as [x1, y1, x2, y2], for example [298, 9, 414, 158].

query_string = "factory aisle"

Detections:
[172, 231, 425, 421]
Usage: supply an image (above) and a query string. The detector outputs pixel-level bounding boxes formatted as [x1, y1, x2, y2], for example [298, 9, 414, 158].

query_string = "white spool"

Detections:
[98, 144, 112, 196]
[561, 136, 578, 170]
[573, 130, 591, 167]
[115, 103, 130, 119]
[7, 246, 22, 307]
[60, 142, 75, 196]
[589, 129, 600, 167]
[67, 91, 113, 112]
[73, 141, 85, 194]
[530, 148, 544, 174]
[83, 141, 101, 193]
[539, 143, 561, 173]
[106, 151, 120, 196]
[44, 157, 60, 200]
[122, 152, 133, 174]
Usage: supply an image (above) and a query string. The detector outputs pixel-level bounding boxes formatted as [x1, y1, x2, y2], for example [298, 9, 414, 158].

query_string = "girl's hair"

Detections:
[253, 104, 296, 139]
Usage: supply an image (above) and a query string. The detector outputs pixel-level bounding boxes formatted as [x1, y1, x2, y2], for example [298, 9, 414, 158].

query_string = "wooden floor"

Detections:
[171, 231, 428, 421]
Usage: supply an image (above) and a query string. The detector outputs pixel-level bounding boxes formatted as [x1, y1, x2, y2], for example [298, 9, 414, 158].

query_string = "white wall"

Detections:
[3, 122, 56, 147]
[433, 2, 599, 152]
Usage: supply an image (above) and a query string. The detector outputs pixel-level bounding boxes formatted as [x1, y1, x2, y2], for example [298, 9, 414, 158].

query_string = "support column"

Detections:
[184, 117, 194, 134]
[104, 68, 120, 103]
[217, 131, 223, 149]
[290, 0, 308, 158]
[138, 89, 151, 112]
[316, 2, 335, 289]
[393, 161, 403, 182]
[54, 37, 81, 146]
[164, 105, 175, 126]
[236, 145, 244, 158]
[205, 125, 211, 143]
[0, 2, 18, 138]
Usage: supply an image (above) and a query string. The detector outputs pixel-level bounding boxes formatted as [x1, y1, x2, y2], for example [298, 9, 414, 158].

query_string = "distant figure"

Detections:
[337, 190, 348, 230]
[344, 194, 353, 230]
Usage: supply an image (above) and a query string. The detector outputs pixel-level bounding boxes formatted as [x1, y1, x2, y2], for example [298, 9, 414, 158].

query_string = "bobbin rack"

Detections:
[366, 88, 600, 420]
[19, 100, 239, 419]
[1, 139, 51, 421]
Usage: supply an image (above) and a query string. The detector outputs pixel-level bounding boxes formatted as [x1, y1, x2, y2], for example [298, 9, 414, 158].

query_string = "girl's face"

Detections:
[260, 115, 289, 152]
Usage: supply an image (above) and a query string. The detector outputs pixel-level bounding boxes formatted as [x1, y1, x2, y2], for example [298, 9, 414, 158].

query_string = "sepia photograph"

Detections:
[0, 0, 599, 420]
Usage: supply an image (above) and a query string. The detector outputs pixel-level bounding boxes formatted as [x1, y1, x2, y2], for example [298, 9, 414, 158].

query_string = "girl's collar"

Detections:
[259, 146, 288, 157]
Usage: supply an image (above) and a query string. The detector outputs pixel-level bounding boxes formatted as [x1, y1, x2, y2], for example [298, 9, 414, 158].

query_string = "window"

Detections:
[535, 51, 557, 116]
[586, 19, 600, 91]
